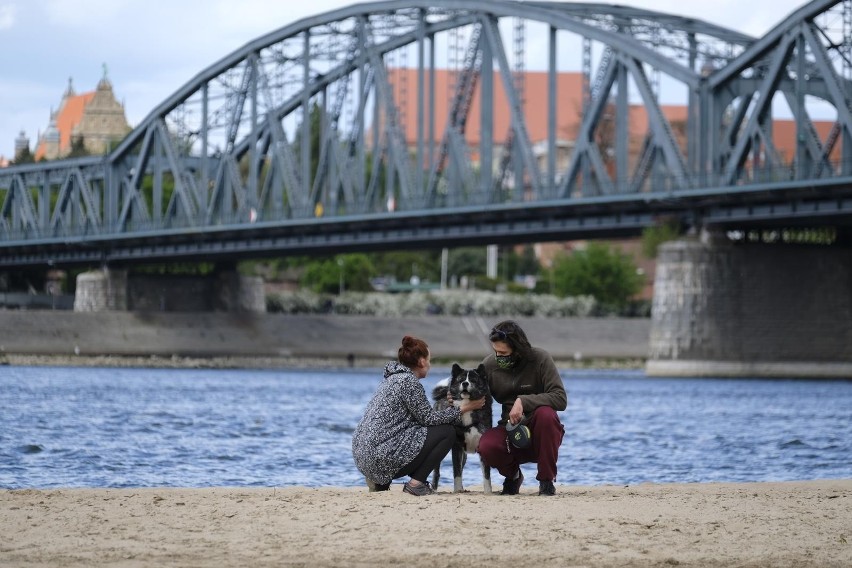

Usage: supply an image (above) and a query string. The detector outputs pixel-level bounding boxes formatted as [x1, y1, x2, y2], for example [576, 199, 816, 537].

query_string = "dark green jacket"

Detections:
[481, 347, 567, 425]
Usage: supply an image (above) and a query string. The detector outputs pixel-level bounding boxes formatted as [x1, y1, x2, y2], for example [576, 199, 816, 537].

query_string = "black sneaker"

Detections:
[500, 471, 523, 495]
[366, 478, 390, 492]
[403, 480, 434, 496]
[538, 480, 555, 496]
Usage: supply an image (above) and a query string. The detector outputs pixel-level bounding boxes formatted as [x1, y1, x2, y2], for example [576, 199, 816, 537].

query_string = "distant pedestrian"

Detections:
[352, 335, 485, 496]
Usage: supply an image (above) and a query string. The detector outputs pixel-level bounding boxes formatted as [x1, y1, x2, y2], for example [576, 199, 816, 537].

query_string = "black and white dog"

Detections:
[431, 363, 493, 493]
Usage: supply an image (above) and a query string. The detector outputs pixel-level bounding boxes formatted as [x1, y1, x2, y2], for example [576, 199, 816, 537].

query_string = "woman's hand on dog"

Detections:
[459, 397, 486, 414]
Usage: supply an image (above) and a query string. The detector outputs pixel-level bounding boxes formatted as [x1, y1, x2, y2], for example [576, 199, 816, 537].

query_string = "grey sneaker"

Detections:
[403, 480, 434, 496]
[538, 480, 556, 496]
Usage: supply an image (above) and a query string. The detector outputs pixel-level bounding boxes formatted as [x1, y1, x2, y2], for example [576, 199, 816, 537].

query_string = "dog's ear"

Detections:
[452, 363, 463, 376]
[476, 363, 486, 377]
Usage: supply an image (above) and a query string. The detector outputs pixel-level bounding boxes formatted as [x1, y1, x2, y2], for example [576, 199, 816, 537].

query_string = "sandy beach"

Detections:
[2, 480, 850, 567]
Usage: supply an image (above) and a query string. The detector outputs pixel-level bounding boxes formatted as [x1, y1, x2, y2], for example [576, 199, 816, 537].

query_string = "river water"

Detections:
[1, 365, 850, 489]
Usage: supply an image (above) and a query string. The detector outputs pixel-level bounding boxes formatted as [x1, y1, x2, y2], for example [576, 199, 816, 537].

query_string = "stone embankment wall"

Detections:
[0, 311, 649, 364]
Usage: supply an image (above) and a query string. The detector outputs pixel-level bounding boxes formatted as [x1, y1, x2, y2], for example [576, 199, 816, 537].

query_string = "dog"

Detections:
[431, 363, 493, 493]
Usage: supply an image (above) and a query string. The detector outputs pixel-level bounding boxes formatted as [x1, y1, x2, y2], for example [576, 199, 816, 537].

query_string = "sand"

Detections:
[2, 480, 850, 567]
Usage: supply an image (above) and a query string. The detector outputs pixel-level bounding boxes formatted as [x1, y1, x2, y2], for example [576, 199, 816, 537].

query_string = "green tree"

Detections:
[552, 242, 643, 308]
[641, 217, 682, 258]
[300, 253, 375, 294]
[448, 247, 487, 280]
[67, 136, 90, 158]
[514, 244, 540, 276]
[372, 250, 441, 283]
[12, 146, 35, 165]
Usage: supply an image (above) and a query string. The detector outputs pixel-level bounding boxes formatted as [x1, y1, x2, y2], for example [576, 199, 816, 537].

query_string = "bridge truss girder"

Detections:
[3, 0, 852, 267]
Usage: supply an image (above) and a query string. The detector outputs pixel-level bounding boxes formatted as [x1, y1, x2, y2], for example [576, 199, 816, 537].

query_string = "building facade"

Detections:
[33, 69, 131, 160]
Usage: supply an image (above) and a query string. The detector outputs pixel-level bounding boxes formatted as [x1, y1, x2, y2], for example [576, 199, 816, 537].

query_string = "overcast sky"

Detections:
[0, 0, 811, 159]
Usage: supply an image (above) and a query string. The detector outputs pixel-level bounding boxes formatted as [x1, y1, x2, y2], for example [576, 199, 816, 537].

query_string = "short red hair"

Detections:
[398, 335, 429, 368]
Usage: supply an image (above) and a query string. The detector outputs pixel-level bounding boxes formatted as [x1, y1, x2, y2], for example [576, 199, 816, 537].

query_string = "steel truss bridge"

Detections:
[3, 0, 852, 268]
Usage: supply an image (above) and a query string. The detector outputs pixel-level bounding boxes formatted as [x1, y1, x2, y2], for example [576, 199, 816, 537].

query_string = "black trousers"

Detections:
[393, 424, 454, 483]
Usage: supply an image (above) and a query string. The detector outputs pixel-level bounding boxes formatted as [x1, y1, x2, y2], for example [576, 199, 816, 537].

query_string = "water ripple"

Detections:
[1, 366, 850, 489]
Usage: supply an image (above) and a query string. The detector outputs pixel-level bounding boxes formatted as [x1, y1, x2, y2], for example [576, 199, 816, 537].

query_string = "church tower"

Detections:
[14, 130, 30, 158]
[73, 64, 131, 155]
[42, 112, 61, 160]
[34, 67, 131, 160]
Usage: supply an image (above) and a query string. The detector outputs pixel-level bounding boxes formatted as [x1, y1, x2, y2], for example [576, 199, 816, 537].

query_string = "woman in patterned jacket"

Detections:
[352, 335, 485, 496]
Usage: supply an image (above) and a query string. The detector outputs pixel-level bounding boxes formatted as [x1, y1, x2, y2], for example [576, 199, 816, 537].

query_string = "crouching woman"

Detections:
[352, 335, 485, 496]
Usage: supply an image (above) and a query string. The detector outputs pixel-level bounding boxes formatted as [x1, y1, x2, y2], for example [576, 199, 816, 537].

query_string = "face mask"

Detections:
[495, 354, 518, 369]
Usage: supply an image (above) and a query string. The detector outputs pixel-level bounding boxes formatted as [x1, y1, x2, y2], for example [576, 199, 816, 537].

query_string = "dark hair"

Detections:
[488, 320, 532, 358]
[398, 335, 429, 368]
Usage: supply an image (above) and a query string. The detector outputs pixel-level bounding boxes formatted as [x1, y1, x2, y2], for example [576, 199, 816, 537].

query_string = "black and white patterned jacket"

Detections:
[352, 361, 461, 485]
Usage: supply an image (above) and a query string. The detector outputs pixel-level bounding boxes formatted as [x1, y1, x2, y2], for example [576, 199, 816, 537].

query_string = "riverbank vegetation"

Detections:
[266, 288, 651, 318]
[255, 241, 650, 318]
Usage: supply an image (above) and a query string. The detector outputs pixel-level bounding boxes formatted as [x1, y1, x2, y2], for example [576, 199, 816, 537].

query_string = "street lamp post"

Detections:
[337, 258, 344, 295]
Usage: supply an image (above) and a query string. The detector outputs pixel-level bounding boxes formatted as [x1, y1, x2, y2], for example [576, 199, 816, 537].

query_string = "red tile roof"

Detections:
[388, 68, 836, 169]
[34, 91, 96, 160]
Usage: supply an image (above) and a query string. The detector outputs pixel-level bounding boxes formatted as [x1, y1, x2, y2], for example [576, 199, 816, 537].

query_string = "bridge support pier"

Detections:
[647, 237, 852, 378]
[73, 266, 265, 313]
[73, 268, 129, 311]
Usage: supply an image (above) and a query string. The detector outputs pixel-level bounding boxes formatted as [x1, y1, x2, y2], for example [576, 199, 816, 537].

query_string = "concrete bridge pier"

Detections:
[73, 268, 129, 311]
[74, 265, 265, 313]
[647, 236, 852, 378]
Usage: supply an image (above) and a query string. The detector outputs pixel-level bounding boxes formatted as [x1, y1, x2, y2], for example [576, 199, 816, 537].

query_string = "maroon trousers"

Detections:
[478, 406, 565, 482]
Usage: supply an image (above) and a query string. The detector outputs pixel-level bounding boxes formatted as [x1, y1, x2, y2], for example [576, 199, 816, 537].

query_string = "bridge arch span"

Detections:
[2, 1, 852, 269]
[104, 0, 757, 232]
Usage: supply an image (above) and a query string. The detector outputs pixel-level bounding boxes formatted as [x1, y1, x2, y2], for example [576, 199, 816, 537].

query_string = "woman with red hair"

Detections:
[352, 335, 485, 496]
